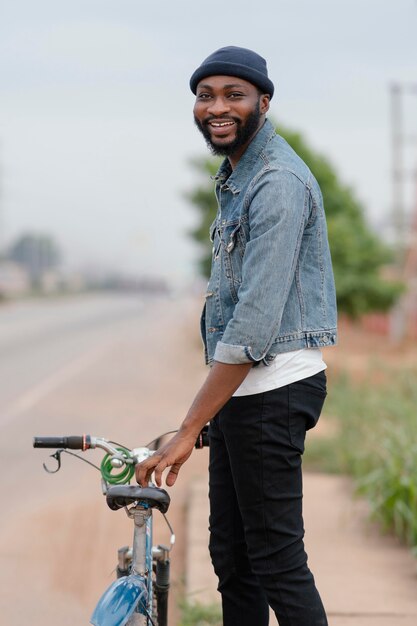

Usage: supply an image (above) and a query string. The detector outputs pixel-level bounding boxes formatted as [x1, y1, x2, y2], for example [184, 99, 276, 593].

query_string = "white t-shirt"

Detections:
[233, 348, 326, 397]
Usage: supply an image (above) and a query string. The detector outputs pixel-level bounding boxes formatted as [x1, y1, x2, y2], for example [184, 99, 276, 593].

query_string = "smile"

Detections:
[209, 120, 235, 128]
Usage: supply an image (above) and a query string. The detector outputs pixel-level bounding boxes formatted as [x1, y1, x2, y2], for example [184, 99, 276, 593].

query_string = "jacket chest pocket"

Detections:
[221, 219, 248, 302]
[209, 219, 222, 261]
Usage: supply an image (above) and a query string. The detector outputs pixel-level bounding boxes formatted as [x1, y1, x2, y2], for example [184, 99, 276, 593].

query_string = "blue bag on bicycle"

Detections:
[90, 573, 148, 626]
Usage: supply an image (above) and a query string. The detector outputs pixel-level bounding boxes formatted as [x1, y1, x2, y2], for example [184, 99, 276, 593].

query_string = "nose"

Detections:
[207, 96, 231, 117]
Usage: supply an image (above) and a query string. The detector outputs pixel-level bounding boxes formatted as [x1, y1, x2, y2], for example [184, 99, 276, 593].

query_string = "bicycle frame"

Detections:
[91, 446, 166, 626]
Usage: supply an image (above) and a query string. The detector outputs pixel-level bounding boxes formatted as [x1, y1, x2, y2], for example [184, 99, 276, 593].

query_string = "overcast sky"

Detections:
[1, 0, 416, 283]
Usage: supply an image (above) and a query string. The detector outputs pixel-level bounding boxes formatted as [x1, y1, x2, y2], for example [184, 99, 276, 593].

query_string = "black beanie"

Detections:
[190, 46, 274, 99]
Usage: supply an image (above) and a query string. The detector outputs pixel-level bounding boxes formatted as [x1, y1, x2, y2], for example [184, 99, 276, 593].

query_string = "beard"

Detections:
[194, 99, 261, 157]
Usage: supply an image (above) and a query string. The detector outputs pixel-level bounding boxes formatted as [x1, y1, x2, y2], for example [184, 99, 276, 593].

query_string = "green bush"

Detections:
[305, 369, 417, 553]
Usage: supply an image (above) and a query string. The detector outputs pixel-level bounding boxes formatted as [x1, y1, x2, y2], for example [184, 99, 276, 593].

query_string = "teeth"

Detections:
[211, 121, 234, 127]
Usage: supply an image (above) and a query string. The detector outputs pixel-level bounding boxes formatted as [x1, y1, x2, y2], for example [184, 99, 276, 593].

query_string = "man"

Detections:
[136, 46, 337, 626]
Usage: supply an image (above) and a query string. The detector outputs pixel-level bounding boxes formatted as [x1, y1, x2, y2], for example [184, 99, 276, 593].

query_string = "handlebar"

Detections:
[33, 435, 128, 458]
[34, 427, 210, 454]
[34, 429, 209, 486]
[33, 435, 91, 450]
[33, 434, 139, 485]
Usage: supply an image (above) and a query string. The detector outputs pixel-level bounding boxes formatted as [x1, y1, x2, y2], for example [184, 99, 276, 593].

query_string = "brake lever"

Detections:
[43, 449, 63, 474]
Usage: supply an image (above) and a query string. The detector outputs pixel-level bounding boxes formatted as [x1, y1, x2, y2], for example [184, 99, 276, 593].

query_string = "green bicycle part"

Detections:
[100, 447, 135, 484]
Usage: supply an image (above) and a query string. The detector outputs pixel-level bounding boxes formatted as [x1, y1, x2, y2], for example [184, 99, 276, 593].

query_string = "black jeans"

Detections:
[208, 371, 328, 626]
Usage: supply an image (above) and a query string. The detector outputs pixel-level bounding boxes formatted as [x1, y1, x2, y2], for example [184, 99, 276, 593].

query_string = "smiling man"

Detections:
[136, 46, 337, 626]
[193, 75, 266, 164]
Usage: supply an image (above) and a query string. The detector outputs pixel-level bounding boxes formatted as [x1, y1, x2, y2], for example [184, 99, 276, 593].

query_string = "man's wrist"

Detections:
[179, 416, 206, 440]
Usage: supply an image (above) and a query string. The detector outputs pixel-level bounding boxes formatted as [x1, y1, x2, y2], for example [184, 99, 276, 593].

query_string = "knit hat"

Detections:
[190, 46, 274, 99]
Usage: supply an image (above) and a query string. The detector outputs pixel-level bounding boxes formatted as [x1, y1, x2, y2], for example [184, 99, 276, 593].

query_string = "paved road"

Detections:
[0, 294, 147, 424]
[0, 293, 207, 625]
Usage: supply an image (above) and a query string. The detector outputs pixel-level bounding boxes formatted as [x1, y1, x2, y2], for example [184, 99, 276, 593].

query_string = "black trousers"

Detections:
[208, 371, 328, 626]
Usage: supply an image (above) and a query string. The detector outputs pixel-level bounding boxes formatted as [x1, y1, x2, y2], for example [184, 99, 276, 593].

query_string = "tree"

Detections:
[8, 233, 61, 286]
[187, 123, 403, 317]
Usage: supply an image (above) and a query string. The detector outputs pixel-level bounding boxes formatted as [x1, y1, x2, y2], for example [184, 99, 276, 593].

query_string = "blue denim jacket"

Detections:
[201, 119, 337, 365]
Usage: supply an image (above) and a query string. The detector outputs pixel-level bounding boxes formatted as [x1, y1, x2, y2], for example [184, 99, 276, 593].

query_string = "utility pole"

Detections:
[0, 146, 3, 259]
[0, 142, 6, 261]
[390, 83, 404, 257]
[390, 82, 417, 256]
[389, 82, 417, 341]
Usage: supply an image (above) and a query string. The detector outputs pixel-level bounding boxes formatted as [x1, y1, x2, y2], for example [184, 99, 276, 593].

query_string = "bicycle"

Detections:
[33, 429, 208, 626]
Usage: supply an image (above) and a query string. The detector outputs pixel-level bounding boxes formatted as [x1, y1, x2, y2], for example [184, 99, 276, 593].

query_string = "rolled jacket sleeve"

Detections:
[213, 169, 309, 364]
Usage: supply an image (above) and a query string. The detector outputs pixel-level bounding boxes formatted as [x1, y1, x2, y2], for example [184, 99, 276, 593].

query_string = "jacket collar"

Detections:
[212, 119, 276, 194]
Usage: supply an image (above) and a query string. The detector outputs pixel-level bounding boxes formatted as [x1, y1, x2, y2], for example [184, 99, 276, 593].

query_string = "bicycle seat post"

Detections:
[123, 505, 153, 626]
[127, 506, 152, 577]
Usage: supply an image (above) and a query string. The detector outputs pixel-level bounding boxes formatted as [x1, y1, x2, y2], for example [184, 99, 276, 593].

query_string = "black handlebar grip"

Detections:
[33, 436, 87, 450]
[195, 425, 209, 449]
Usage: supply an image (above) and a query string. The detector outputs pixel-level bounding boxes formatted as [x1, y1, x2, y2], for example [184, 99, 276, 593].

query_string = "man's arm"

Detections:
[135, 361, 252, 487]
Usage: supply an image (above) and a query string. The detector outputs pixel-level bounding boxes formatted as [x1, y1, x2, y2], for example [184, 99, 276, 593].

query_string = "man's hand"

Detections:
[135, 430, 197, 488]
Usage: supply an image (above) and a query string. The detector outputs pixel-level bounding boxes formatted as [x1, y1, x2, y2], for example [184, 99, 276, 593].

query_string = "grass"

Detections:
[304, 368, 417, 554]
[178, 601, 222, 626]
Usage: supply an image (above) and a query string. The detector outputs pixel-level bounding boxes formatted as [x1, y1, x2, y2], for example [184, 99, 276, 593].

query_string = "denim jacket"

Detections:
[201, 119, 337, 365]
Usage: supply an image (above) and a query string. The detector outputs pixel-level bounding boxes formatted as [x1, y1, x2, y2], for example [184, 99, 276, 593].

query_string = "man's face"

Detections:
[193, 75, 269, 162]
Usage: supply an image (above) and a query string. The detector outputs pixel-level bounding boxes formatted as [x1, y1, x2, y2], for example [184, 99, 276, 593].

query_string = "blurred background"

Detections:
[1, 1, 417, 625]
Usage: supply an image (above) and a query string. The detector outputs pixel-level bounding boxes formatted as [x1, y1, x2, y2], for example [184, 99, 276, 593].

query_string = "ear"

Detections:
[260, 94, 270, 115]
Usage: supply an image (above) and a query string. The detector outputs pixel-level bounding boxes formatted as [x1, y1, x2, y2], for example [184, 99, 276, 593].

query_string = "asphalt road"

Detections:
[0, 294, 148, 424]
[0, 292, 208, 625]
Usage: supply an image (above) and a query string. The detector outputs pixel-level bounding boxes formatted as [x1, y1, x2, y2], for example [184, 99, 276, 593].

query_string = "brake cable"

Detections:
[43, 449, 102, 474]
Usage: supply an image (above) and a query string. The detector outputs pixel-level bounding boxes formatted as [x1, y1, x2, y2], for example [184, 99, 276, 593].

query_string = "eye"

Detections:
[228, 92, 245, 99]
[197, 93, 212, 100]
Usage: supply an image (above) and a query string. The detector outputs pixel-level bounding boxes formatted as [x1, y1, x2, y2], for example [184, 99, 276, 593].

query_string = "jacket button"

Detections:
[208, 327, 217, 333]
